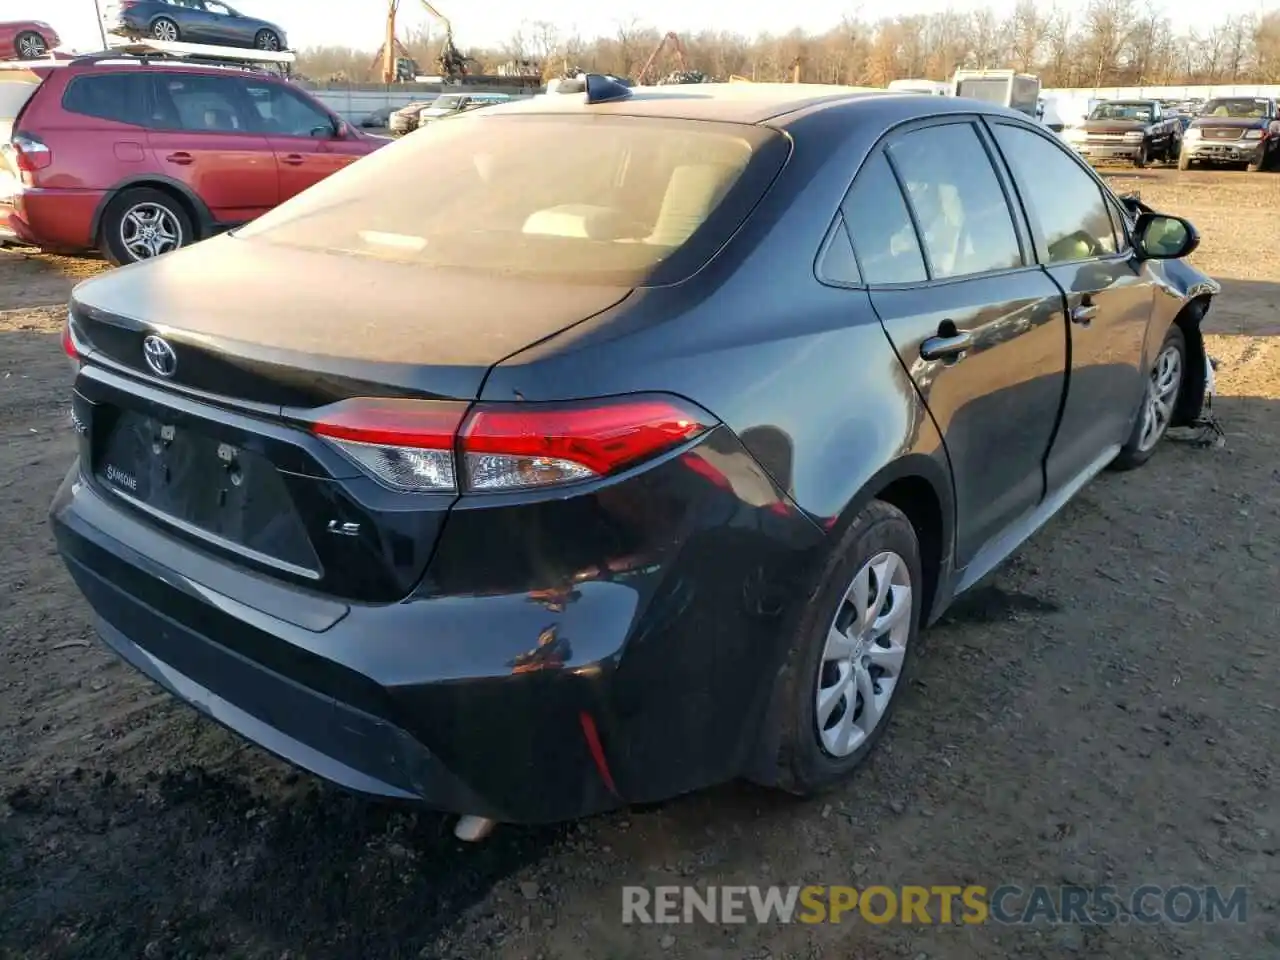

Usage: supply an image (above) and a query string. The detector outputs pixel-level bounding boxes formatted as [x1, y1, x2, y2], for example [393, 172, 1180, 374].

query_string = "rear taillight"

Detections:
[10, 134, 51, 173]
[62, 316, 80, 373]
[310, 394, 713, 493]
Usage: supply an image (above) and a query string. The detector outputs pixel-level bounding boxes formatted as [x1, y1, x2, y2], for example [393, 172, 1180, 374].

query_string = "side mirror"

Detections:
[1134, 212, 1198, 261]
[335, 120, 350, 138]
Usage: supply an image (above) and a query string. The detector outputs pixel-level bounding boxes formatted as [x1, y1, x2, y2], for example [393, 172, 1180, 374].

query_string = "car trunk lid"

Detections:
[70, 233, 632, 406]
[68, 235, 632, 603]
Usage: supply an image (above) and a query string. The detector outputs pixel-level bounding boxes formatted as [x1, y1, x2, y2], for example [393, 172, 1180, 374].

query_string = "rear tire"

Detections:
[255, 29, 281, 51]
[1110, 324, 1187, 472]
[151, 17, 180, 42]
[99, 188, 194, 267]
[764, 500, 922, 796]
[15, 31, 47, 59]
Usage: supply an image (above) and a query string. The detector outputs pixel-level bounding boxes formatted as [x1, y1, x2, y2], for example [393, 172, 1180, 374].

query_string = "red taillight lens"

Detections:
[309, 394, 713, 493]
[461, 397, 710, 490]
[62, 317, 81, 374]
[10, 134, 52, 173]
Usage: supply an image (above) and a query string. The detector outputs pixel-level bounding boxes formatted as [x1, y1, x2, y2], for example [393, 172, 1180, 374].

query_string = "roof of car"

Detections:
[484, 82, 909, 124]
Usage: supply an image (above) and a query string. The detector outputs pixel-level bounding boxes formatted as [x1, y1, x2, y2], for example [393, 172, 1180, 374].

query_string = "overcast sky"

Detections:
[23, 0, 1273, 54]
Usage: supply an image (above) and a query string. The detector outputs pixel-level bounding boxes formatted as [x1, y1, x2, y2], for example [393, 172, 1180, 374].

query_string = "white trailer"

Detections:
[952, 69, 1041, 119]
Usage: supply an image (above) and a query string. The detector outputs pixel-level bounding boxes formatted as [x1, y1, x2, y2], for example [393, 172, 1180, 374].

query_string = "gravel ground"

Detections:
[0, 168, 1277, 959]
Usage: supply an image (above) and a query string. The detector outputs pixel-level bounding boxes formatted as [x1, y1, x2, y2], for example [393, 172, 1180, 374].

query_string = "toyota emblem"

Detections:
[142, 335, 178, 378]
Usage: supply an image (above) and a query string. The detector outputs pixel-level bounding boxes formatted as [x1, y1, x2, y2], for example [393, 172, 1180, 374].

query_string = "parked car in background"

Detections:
[103, 0, 288, 51]
[416, 92, 510, 129]
[358, 105, 396, 129]
[51, 80, 1218, 832]
[1063, 99, 1182, 167]
[389, 98, 436, 136]
[0, 52, 384, 264]
[1179, 97, 1280, 172]
[0, 21, 60, 60]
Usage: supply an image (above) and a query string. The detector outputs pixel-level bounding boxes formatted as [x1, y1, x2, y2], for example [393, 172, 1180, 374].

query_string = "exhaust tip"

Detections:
[454, 814, 498, 842]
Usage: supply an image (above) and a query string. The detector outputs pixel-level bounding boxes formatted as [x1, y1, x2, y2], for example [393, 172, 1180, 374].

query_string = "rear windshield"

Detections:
[235, 113, 785, 285]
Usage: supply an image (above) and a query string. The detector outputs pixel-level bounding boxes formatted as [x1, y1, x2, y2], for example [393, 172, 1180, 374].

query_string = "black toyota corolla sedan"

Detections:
[52, 77, 1219, 832]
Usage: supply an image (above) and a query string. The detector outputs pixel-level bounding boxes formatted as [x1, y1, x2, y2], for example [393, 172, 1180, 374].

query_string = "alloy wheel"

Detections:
[119, 203, 183, 261]
[257, 32, 280, 50]
[18, 34, 46, 58]
[153, 20, 178, 41]
[1137, 342, 1182, 452]
[815, 550, 913, 758]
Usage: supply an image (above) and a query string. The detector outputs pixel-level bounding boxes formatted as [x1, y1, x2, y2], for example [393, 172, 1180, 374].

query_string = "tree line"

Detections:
[296, 0, 1280, 88]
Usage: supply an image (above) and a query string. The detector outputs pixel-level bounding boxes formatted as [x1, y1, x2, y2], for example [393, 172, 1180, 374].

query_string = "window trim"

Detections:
[983, 116, 1135, 268]
[813, 211, 862, 288]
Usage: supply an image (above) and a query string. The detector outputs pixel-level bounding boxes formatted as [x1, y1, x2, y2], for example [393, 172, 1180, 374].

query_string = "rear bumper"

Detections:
[51, 428, 826, 822]
[0, 187, 102, 251]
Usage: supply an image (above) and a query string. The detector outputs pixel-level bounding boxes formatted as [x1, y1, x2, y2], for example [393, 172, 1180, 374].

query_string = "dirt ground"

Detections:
[1, 168, 1277, 960]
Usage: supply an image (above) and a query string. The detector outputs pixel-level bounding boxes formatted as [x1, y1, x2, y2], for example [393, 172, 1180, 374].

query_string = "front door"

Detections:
[244, 80, 355, 201]
[844, 120, 1069, 568]
[988, 121, 1155, 492]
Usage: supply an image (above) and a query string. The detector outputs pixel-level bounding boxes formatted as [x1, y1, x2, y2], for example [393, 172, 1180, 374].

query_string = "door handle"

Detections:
[1070, 304, 1098, 325]
[280, 154, 305, 165]
[920, 330, 973, 361]
[165, 152, 193, 165]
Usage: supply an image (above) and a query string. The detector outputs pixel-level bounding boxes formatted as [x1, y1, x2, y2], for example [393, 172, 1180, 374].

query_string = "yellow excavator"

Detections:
[375, 0, 474, 83]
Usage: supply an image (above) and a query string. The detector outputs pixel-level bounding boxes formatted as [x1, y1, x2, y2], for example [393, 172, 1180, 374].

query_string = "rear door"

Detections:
[145, 70, 278, 224]
[242, 78, 355, 200]
[987, 120, 1154, 492]
[845, 119, 1069, 570]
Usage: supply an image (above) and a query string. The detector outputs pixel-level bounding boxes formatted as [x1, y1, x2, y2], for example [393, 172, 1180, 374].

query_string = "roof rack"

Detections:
[73, 39, 295, 73]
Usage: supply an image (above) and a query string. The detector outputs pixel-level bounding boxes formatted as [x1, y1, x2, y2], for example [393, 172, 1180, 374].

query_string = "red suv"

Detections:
[0, 53, 386, 264]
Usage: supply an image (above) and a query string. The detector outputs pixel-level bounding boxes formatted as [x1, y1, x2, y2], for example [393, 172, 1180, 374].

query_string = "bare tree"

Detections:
[296, 4, 1280, 90]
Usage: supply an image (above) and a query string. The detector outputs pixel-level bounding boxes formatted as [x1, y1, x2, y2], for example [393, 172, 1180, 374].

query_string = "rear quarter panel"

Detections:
[482, 103, 954, 541]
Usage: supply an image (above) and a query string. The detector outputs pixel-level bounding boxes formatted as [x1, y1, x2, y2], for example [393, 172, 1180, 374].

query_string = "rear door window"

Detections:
[842, 152, 927, 285]
[61, 74, 150, 126]
[886, 122, 1024, 279]
[152, 73, 254, 132]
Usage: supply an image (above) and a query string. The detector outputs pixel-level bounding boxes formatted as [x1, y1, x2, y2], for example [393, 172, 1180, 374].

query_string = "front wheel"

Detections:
[1110, 324, 1186, 472]
[1177, 151, 1192, 171]
[99, 188, 193, 266]
[1133, 144, 1148, 168]
[762, 500, 922, 795]
[255, 29, 281, 51]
